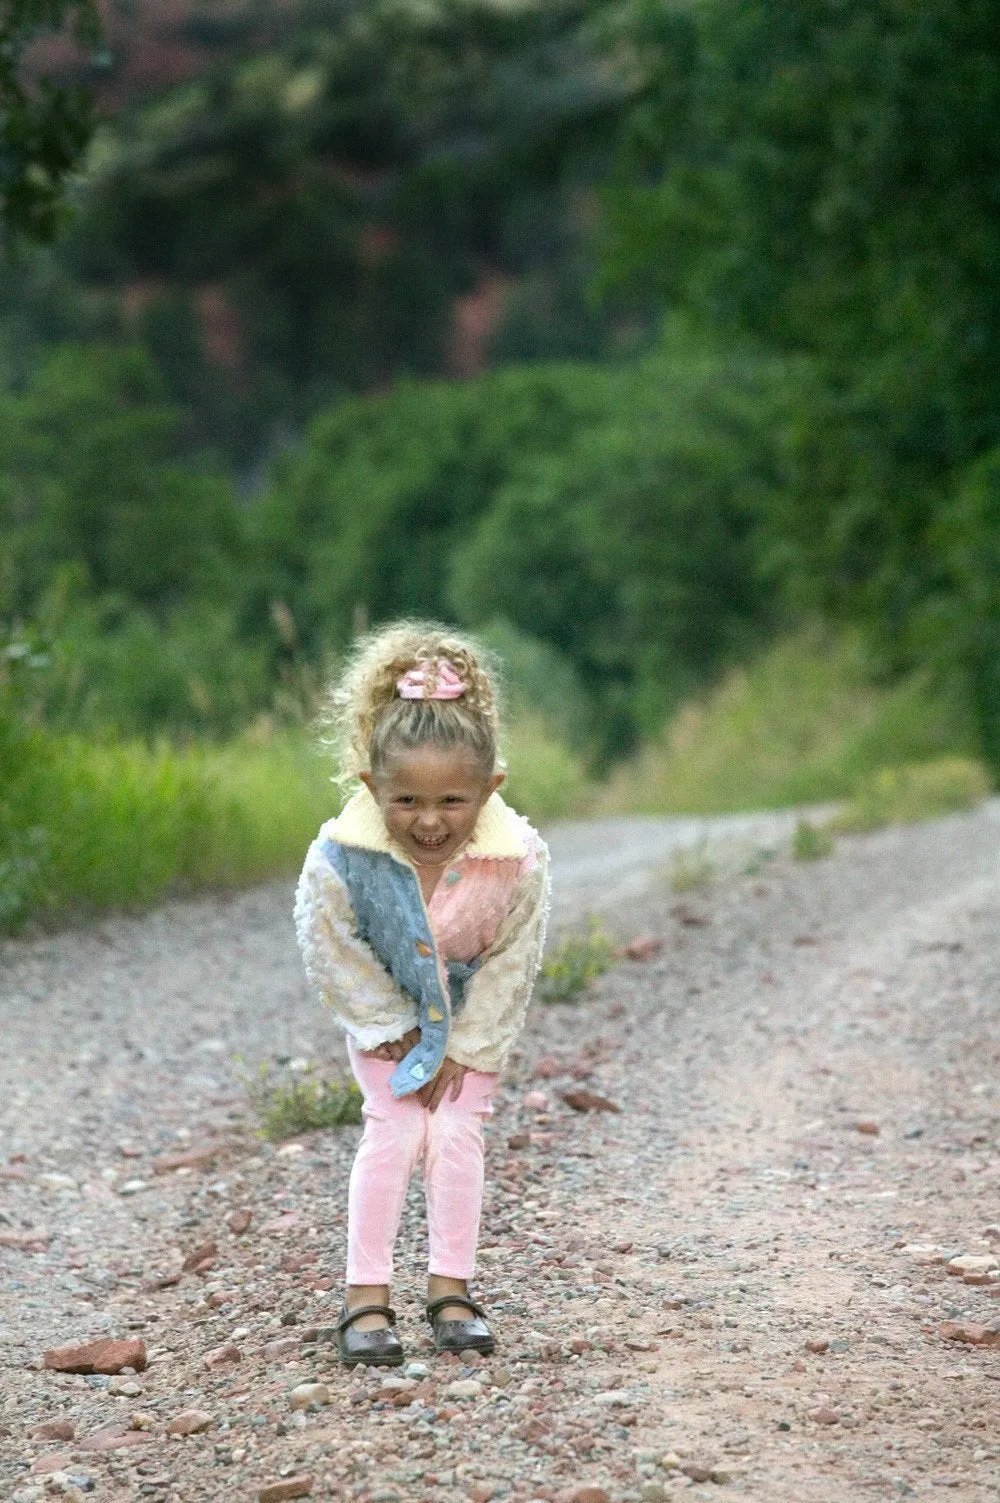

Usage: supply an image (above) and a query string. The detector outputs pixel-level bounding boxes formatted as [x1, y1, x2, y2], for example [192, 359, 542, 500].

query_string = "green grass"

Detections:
[598, 629, 983, 816]
[792, 819, 835, 861]
[0, 723, 338, 929]
[0, 710, 593, 931]
[240, 1059, 362, 1141]
[3, 629, 993, 931]
[668, 839, 716, 891]
[830, 758, 990, 833]
[537, 919, 615, 1003]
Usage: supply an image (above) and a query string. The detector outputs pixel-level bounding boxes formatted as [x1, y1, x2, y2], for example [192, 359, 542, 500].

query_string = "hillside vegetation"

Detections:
[4, 0, 1000, 927]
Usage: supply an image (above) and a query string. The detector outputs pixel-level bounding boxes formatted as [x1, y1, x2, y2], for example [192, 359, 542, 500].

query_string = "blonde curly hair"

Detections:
[322, 620, 503, 789]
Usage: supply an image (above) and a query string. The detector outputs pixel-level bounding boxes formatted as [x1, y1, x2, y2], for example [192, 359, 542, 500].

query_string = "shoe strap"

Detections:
[337, 1303, 397, 1332]
[425, 1294, 486, 1322]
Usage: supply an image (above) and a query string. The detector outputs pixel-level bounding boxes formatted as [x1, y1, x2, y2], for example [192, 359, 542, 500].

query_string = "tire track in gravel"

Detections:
[2, 805, 999, 1503]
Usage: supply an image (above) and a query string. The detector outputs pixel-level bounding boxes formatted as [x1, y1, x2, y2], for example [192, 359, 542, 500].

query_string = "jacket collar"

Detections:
[326, 785, 527, 861]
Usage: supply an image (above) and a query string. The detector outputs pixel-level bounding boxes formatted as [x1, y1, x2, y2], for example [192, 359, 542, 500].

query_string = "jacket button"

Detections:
[416, 941, 432, 957]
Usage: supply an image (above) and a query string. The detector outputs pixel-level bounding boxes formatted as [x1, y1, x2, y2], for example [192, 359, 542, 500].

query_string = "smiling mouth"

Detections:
[413, 832, 450, 850]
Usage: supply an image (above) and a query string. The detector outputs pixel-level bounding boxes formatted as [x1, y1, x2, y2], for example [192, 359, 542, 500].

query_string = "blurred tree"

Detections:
[41, 0, 640, 464]
[252, 359, 619, 648]
[449, 330, 791, 755]
[602, 0, 1000, 621]
[1, 0, 99, 244]
[929, 449, 1000, 779]
[0, 344, 245, 609]
[256, 325, 793, 757]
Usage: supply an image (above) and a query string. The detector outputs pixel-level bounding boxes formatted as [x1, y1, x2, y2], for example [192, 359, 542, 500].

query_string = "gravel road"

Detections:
[2, 805, 999, 1503]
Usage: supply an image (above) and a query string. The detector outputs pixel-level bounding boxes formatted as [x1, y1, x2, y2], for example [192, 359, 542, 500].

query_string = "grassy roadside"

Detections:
[597, 632, 983, 816]
[0, 715, 592, 932]
[2, 632, 991, 934]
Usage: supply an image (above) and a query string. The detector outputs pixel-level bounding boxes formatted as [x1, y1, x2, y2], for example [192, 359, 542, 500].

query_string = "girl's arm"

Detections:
[294, 839, 419, 1050]
[446, 840, 550, 1075]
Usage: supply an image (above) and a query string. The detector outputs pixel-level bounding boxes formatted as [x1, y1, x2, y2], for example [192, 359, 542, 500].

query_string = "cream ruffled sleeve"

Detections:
[446, 840, 550, 1075]
[294, 837, 418, 1050]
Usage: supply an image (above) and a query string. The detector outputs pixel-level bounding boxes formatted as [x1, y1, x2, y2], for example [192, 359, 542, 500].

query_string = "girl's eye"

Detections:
[394, 796, 415, 806]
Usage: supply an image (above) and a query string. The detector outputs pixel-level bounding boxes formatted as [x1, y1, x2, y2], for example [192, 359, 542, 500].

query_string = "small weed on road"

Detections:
[240, 1058, 362, 1141]
[792, 819, 835, 860]
[538, 920, 615, 1003]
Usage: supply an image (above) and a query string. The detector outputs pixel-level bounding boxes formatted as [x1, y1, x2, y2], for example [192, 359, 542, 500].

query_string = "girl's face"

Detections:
[361, 745, 503, 868]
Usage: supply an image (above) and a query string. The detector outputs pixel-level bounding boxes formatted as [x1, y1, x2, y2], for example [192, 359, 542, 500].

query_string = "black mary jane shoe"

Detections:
[334, 1303, 404, 1368]
[425, 1294, 495, 1355]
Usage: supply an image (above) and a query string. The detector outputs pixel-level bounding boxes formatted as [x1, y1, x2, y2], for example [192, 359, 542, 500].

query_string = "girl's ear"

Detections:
[359, 771, 376, 794]
[488, 771, 505, 796]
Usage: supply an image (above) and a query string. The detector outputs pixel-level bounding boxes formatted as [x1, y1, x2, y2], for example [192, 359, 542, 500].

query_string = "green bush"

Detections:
[241, 1059, 362, 1142]
[831, 758, 991, 834]
[537, 919, 615, 1003]
[791, 819, 834, 861]
[668, 840, 715, 892]
[502, 715, 595, 825]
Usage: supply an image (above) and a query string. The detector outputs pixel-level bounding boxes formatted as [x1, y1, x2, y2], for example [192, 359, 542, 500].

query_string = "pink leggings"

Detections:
[345, 1040, 497, 1284]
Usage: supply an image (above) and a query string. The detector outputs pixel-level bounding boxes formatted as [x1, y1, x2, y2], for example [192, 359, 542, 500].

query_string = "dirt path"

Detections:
[2, 807, 999, 1503]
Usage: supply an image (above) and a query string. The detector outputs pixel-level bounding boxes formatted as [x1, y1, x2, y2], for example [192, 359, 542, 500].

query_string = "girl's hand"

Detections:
[418, 1056, 466, 1112]
[365, 1028, 420, 1063]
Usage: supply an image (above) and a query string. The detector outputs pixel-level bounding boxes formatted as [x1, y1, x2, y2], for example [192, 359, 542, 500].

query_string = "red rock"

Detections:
[153, 1143, 221, 1173]
[0, 1164, 27, 1181]
[188, 1255, 216, 1275]
[804, 1338, 829, 1353]
[33, 1452, 74, 1474]
[78, 1424, 149, 1451]
[938, 1320, 1000, 1347]
[468, 1486, 497, 1503]
[181, 1239, 218, 1272]
[166, 1408, 213, 1436]
[282, 1253, 316, 1273]
[312, 1277, 335, 1291]
[507, 1132, 531, 1150]
[670, 903, 709, 926]
[204, 1342, 241, 1368]
[517, 1417, 551, 1443]
[259, 1475, 314, 1501]
[523, 1092, 549, 1112]
[43, 1337, 147, 1374]
[569, 1338, 593, 1355]
[563, 1090, 621, 1114]
[569, 1489, 609, 1503]
[612, 1240, 633, 1254]
[31, 1418, 76, 1441]
[227, 1208, 253, 1234]
[145, 1270, 183, 1291]
[261, 1211, 300, 1233]
[616, 935, 664, 961]
[533, 1057, 564, 1079]
[807, 1405, 839, 1425]
[855, 1120, 880, 1135]
[0, 1231, 51, 1250]
[681, 1463, 714, 1482]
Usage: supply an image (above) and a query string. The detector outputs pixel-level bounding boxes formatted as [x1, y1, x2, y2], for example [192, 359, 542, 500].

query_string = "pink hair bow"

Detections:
[396, 658, 466, 700]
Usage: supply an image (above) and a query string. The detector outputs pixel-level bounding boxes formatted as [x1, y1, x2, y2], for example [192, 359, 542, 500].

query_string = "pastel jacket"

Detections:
[294, 787, 550, 1095]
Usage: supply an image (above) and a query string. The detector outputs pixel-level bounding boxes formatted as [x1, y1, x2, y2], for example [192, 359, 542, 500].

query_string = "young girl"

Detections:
[295, 622, 550, 1367]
